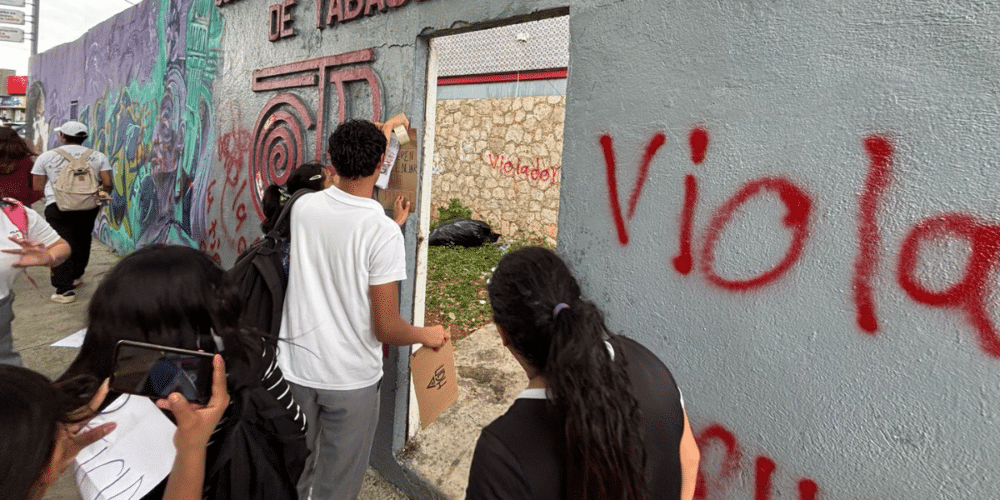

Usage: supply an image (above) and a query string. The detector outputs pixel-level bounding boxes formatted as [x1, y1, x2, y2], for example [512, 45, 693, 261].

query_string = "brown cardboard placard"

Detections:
[376, 127, 418, 213]
[410, 339, 458, 429]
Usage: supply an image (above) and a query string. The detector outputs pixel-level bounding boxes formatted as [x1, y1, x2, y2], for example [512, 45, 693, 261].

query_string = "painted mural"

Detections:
[29, 0, 223, 254]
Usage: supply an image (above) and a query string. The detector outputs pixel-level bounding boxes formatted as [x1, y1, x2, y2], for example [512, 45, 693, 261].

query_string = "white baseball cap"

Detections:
[55, 120, 89, 138]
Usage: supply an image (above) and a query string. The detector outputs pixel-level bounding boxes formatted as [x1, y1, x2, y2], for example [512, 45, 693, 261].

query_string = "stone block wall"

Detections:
[432, 95, 564, 245]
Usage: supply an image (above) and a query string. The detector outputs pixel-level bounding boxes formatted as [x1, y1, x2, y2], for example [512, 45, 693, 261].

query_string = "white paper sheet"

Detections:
[74, 396, 177, 500]
[52, 328, 87, 348]
[376, 132, 400, 190]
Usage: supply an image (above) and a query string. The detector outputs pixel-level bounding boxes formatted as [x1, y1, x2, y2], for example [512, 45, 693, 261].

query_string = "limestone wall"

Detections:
[432, 96, 564, 245]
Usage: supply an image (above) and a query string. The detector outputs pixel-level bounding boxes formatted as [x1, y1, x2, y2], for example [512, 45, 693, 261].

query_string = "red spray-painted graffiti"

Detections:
[673, 128, 708, 274]
[600, 132, 666, 245]
[603, 129, 1000, 358]
[203, 102, 255, 264]
[700, 177, 812, 291]
[695, 423, 821, 500]
[898, 214, 1000, 357]
[486, 153, 561, 184]
[854, 136, 894, 334]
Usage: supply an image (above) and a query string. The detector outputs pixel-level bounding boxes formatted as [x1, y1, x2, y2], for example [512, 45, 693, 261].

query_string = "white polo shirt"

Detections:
[277, 186, 407, 390]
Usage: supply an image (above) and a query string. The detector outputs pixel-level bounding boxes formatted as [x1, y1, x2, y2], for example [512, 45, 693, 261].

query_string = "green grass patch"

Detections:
[425, 236, 555, 341]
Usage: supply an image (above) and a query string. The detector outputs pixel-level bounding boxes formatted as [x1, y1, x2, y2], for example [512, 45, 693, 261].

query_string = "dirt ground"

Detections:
[404, 323, 525, 499]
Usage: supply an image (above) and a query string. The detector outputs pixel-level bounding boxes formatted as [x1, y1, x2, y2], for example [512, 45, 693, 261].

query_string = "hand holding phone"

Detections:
[110, 340, 215, 405]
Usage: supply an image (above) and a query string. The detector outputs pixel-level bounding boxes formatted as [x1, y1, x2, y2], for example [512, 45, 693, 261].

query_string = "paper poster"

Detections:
[410, 339, 458, 428]
[375, 132, 400, 190]
[74, 396, 177, 500]
[376, 128, 418, 213]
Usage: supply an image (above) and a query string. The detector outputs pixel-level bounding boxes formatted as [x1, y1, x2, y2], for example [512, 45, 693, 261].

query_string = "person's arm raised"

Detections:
[370, 281, 449, 348]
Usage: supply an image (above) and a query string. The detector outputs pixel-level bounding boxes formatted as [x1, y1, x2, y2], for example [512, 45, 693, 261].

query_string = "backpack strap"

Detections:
[53, 147, 74, 162]
[1, 198, 27, 237]
[267, 188, 315, 240]
[1, 198, 40, 291]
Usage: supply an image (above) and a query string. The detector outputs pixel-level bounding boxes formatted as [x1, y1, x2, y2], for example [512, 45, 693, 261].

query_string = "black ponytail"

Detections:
[488, 247, 647, 500]
[259, 162, 327, 234]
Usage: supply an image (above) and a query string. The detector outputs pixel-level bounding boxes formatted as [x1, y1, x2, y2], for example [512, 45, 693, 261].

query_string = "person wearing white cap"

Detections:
[30, 120, 112, 303]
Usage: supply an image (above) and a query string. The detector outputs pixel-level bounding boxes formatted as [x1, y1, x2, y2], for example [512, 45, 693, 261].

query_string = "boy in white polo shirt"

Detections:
[278, 119, 449, 500]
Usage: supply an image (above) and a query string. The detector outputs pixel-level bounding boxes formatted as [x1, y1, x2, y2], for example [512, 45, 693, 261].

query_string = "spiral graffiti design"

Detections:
[249, 93, 315, 219]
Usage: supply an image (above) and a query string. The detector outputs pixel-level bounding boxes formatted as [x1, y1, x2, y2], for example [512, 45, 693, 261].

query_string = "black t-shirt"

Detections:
[466, 336, 685, 500]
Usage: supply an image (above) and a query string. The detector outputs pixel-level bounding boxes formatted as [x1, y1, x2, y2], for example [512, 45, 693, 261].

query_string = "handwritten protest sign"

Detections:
[376, 128, 418, 213]
[75, 396, 176, 500]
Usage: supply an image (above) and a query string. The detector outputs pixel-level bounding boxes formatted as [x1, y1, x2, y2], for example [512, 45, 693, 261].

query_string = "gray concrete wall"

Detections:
[29, 0, 1000, 498]
[559, 1, 1000, 499]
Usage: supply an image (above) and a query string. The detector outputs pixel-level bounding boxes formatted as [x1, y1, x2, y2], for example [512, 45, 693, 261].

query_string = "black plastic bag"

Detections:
[429, 218, 500, 247]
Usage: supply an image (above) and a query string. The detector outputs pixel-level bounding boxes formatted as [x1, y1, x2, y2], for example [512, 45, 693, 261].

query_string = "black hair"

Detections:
[61, 244, 262, 391]
[260, 162, 327, 233]
[487, 247, 648, 500]
[326, 119, 386, 179]
[0, 366, 98, 500]
[62, 133, 86, 145]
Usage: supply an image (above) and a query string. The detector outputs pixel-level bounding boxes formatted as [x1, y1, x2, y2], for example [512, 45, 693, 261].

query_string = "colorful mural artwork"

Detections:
[30, 0, 223, 255]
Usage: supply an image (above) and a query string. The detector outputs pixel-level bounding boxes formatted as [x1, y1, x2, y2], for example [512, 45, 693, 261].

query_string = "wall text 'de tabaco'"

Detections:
[216, 0, 433, 42]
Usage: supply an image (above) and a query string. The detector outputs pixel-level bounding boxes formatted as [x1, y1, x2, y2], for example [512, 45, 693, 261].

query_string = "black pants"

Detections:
[44, 204, 100, 294]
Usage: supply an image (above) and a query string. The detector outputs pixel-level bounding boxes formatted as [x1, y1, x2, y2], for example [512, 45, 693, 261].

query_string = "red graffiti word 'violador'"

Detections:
[602, 129, 1000, 358]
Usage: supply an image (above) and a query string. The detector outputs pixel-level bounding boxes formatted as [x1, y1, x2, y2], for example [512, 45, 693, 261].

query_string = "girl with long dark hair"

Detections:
[0, 359, 228, 500]
[0, 127, 41, 205]
[60, 244, 306, 499]
[467, 247, 700, 500]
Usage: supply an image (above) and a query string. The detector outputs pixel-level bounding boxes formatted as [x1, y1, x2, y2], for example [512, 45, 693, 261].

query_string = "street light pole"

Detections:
[29, 0, 38, 55]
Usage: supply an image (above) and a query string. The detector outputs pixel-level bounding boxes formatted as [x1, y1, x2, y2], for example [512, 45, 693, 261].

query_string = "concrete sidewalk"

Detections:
[18, 240, 405, 500]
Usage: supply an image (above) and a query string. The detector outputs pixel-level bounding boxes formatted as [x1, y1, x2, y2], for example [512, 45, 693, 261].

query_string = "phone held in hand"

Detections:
[110, 340, 215, 405]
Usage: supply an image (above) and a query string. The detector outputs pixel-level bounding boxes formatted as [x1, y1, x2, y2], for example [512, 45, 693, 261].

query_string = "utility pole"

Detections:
[29, 0, 36, 55]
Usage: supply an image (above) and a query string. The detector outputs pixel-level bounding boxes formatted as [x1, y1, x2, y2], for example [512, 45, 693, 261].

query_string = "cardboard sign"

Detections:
[410, 339, 458, 428]
[376, 127, 417, 213]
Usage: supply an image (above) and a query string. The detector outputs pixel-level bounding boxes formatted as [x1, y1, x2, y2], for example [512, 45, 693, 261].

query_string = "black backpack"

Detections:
[203, 383, 309, 500]
[228, 189, 313, 341]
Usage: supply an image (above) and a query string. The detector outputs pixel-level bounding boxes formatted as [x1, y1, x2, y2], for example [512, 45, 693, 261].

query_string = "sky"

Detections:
[0, 0, 137, 74]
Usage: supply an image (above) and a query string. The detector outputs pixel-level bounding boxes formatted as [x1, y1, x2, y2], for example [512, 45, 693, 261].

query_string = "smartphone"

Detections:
[110, 340, 214, 405]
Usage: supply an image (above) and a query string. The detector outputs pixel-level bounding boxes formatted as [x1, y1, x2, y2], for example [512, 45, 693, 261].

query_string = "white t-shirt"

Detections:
[0, 206, 61, 299]
[31, 145, 112, 206]
[277, 186, 407, 391]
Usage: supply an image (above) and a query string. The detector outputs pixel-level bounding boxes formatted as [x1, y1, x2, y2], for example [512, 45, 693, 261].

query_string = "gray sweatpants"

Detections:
[289, 380, 381, 500]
